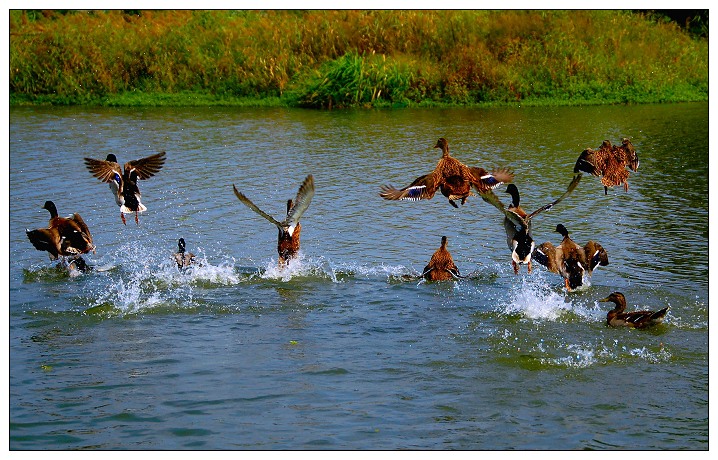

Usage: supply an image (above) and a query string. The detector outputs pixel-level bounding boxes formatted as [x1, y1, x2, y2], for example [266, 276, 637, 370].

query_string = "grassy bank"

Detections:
[9, 10, 708, 108]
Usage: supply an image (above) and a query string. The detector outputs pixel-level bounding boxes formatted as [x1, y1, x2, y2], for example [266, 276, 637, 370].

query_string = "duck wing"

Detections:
[525, 173, 582, 220]
[174, 252, 196, 269]
[574, 148, 601, 176]
[285, 175, 315, 229]
[124, 152, 166, 180]
[533, 241, 559, 273]
[26, 228, 61, 259]
[620, 307, 669, 328]
[380, 173, 438, 201]
[469, 166, 514, 190]
[67, 213, 96, 253]
[479, 189, 527, 231]
[84, 157, 123, 183]
[582, 240, 609, 271]
[68, 213, 93, 243]
[232, 184, 283, 229]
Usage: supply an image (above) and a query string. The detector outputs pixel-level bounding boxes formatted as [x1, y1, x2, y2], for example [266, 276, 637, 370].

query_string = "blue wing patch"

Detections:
[481, 175, 500, 188]
[404, 185, 426, 200]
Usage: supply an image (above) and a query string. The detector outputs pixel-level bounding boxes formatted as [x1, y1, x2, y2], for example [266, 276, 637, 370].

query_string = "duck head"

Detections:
[599, 292, 627, 312]
[555, 224, 570, 238]
[621, 138, 639, 171]
[43, 200, 59, 218]
[505, 184, 520, 208]
[434, 137, 449, 155]
[177, 238, 186, 254]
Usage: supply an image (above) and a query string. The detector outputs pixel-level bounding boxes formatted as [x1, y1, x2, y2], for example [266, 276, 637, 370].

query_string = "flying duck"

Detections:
[422, 236, 461, 281]
[173, 238, 196, 270]
[532, 224, 609, 291]
[574, 138, 639, 195]
[84, 152, 166, 225]
[233, 174, 315, 267]
[380, 137, 514, 208]
[600, 292, 669, 328]
[480, 174, 582, 274]
[26, 200, 96, 261]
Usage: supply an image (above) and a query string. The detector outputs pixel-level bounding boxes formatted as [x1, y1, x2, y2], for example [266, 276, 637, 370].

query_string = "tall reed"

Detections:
[9, 10, 708, 107]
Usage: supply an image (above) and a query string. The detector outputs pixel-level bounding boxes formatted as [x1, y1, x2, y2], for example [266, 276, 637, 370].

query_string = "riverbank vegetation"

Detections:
[9, 10, 708, 108]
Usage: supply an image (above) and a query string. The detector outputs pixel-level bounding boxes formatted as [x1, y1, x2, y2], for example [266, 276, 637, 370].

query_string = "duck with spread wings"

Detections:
[26, 200, 96, 262]
[479, 174, 582, 274]
[380, 138, 514, 208]
[84, 152, 166, 225]
[532, 224, 609, 291]
[233, 174, 315, 267]
[573, 138, 639, 195]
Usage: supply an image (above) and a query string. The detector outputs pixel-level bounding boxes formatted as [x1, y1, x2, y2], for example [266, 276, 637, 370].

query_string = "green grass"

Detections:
[9, 10, 708, 108]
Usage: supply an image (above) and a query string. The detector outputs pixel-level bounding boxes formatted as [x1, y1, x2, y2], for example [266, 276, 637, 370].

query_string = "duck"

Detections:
[600, 292, 669, 328]
[422, 236, 461, 281]
[532, 224, 609, 291]
[84, 152, 166, 225]
[26, 200, 96, 261]
[173, 238, 196, 270]
[480, 174, 582, 274]
[380, 137, 514, 208]
[573, 138, 639, 195]
[66, 256, 91, 277]
[233, 174, 315, 267]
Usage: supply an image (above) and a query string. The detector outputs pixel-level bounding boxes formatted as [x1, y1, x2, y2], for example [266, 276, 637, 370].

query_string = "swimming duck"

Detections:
[600, 292, 669, 328]
[532, 224, 609, 291]
[84, 152, 166, 225]
[26, 200, 96, 261]
[66, 256, 90, 277]
[173, 238, 196, 270]
[574, 138, 639, 195]
[480, 175, 582, 274]
[422, 236, 461, 281]
[380, 138, 514, 208]
[233, 174, 315, 267]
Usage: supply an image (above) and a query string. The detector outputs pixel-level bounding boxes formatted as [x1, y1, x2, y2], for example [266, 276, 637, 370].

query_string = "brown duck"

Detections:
[600, 292, 669, 328]
[26, 200, 96, 261]
[173, 238, 196, 270]
[532, 224, 608, 291]
[574, 138, 639, 195]
[84, 152, 166, 225]
[481, 174, 581, 274]
[233, 175, 315, 267]
[380, 138, 514, 208]
[422, 236, 461, 281]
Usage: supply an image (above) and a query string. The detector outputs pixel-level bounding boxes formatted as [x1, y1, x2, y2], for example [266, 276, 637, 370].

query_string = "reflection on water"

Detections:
[9, 103, 707, 450]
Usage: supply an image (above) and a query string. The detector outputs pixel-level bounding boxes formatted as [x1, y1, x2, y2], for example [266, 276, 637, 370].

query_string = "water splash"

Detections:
[81, 242, 249, 315]
[260, 253, 340, 282]
[501, 272, 600, 322]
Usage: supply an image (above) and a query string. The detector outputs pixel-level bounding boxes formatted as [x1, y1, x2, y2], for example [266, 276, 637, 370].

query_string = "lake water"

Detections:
[8, 103, 708, 450]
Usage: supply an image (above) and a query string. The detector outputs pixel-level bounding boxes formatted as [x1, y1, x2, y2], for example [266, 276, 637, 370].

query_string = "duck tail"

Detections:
[651, 307, 670, 321]
[121, 203, 147, 214]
